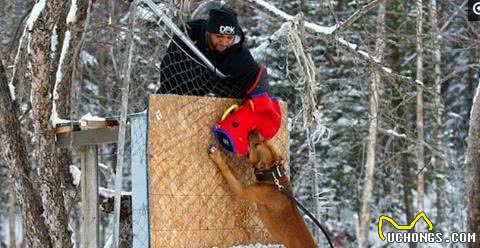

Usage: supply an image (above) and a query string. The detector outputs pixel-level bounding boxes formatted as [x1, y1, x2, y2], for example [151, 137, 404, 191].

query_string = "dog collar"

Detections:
[254, 160, 287, 183]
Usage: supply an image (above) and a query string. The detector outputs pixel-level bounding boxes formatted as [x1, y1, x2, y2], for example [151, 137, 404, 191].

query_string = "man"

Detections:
[156, 6, 269, 98]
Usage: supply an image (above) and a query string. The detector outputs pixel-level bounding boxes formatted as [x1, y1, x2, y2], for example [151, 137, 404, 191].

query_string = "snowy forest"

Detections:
[0, 0, 479, 247]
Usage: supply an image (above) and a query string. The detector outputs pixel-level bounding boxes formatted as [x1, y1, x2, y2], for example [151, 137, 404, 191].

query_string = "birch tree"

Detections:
[466, 79, 480, 248]
[357, 2, 385, 247]
[415, 0, 426, 223]
[113, 2, 137, 247]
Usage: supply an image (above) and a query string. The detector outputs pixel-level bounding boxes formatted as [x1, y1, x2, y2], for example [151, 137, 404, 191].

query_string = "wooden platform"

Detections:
[148, 95, 289, 247]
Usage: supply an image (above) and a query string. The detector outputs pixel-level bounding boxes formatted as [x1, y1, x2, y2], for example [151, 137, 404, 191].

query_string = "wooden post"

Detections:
[56, 123, 117, 248]
[80, 145, 99, 248]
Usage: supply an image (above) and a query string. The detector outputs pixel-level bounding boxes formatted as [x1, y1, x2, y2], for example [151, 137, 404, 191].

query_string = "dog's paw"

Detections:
[207, 144, 224, 164]
[208, 144, 218, 154]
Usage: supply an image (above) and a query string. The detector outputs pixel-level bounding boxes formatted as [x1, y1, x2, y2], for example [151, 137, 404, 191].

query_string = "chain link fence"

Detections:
[75, 0, 332, 247]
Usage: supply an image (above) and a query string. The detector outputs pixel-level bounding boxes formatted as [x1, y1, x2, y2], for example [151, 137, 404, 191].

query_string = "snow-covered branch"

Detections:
[379, 128, 407, 138]
[247, 0, 425, 87]
[335, 0, 386, 32]
[250, 22, 291, 61]
[26, 0, 47, 31]
[8, 0, 48, 102]
[51, 0, 92, 126]
[8, 27, 28, 102]
[248, 0, 386, 34]
[247, 0, 337, 34]
[66, 0, 79, 24]
[51, 29, 72, 126]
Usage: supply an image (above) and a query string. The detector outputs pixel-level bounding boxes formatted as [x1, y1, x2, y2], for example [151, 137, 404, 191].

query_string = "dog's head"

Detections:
[246, 131, 282, 171]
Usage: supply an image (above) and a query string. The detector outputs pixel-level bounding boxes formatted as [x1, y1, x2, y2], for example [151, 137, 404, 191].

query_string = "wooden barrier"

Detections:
[148, 95, 289, 247]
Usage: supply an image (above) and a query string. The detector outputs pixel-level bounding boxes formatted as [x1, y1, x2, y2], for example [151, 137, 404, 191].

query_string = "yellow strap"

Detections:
[221, 104, 239, 121]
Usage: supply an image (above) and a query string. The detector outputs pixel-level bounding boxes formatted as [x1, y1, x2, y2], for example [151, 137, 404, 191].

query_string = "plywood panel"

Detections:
[148, 95, 288, 247]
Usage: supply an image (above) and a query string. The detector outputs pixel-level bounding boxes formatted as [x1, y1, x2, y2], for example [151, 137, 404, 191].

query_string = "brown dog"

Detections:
[208, 132, 317, 248]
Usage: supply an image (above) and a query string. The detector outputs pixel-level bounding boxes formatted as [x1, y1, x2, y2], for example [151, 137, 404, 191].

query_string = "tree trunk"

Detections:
[0, 58, 52, 248]
[386, 2, 417, 246]
[466, 80, 480, 248]
[415, 0, 426, 226]
[429, 0, 447, 231]
[113, 3, 137, 247]
[29, 0, 72, 247]
[401, 149, 417, 248]
[8, 184, 17, 248]
[357, 2, 385, 247]
[53, 0, 91, 123]
[55, 0, 92, 192]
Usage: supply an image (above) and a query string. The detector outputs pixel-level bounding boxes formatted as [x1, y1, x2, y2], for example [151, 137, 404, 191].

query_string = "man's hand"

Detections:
[208, 144, 225, 165]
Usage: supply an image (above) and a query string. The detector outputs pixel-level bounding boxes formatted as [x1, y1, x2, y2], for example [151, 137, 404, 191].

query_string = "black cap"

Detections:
[206, 7, 239, 35]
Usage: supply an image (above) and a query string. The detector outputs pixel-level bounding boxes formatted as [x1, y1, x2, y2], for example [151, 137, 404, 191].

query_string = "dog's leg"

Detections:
[208, 145, 280, 206]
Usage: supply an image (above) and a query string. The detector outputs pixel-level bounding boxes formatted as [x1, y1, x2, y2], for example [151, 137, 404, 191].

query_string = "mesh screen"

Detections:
[156, 37, 250, 99]
[116, 1, 327, 247]
[139, 1, 252, 99]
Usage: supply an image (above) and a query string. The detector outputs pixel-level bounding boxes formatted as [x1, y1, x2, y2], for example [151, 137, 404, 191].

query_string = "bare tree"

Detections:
[29, 0, 72, 247]
[415, 0, 426, 224]
[429, 0, 447, 230]
[0, 59, 52, 248]
[357, 1, 385, 247]
[113, 2, 137, 247]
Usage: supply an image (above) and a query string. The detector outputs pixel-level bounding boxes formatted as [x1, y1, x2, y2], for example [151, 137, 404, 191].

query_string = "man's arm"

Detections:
[245, 64, 269, 96]
[232, 49, 271, 98]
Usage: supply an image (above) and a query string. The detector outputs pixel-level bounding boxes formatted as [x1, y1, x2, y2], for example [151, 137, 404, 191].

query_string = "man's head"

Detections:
[206, 7, 240, 53]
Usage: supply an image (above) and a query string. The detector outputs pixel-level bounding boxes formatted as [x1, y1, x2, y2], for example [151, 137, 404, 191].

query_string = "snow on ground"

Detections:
[99, 187, 132, 198]
[228, 244, 284, 248]
[80, 112, 106, 121]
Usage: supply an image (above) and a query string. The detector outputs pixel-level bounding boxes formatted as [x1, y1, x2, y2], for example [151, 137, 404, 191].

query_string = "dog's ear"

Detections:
[264, 141, 282, 162]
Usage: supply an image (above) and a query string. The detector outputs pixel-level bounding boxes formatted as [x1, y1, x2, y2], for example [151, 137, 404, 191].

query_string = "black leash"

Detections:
[255, 162, 335, 248]
[278, 187, 335, 248]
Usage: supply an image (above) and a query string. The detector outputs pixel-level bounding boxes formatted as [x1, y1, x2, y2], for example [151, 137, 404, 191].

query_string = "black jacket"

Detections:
[156, 19, 269, 99]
